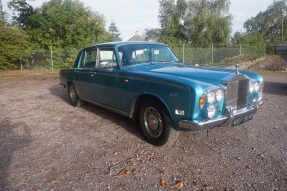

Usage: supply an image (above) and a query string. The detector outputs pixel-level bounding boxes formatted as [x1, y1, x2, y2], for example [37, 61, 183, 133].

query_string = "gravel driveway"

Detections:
[0, 71, 286, 190]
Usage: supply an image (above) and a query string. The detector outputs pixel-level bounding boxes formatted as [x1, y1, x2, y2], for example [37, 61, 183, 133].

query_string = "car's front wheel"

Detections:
[139, 98, 180, 146]
[68, 84, 84, 107]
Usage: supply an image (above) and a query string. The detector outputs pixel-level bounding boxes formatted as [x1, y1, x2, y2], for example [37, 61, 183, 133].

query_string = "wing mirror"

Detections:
[100, 61, 109, 69]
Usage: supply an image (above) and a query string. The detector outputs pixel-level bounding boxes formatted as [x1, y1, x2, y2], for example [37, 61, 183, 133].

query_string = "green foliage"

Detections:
[143, 28, 161, 41]
[8, 0, 34, 28]
[243, 0, 287, 44]
[0, 27, 31, 70]
[8, 0, 109, 49]
[29, 49, 78, 70]
[184, 0, 232, 47]
[108, 21, 122, 41]
[145, 0, 232, 47]
[159, 0, 187, 41]
[2, 0, 119, 70]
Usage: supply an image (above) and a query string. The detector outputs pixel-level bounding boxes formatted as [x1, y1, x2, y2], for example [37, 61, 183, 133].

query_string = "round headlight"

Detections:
[207, 91, 215, 104]
[249, 83, 255, 93]
[207, 105, 216, 118]
[254, 81, 260, 92]
[215, 89, 223, 102]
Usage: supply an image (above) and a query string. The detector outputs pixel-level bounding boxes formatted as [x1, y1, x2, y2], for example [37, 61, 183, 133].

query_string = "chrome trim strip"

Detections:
[179, 117, 228, 131]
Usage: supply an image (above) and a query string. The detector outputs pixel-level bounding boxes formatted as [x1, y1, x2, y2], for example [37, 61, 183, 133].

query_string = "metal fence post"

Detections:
[211, 44, 214, 63]
[50, 46, 53, 71]
[183, 44, 185, 64]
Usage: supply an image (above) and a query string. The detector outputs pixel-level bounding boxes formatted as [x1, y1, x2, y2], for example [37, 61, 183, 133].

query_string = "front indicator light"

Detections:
[199, 96, 205, 110]
[207, 105, 216, 118]
[260, 83, 264, 91]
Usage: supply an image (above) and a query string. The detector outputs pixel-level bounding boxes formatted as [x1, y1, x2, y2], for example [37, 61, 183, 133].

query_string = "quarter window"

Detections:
[80, 49, 96, 68]
[98, 47, 117, 69]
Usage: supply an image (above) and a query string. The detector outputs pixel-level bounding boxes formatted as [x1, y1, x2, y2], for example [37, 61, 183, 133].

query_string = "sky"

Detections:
[2, 0, 275, 41]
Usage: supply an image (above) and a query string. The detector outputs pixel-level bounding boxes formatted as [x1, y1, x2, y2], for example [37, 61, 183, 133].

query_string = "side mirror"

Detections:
[100, 61, 109, 69]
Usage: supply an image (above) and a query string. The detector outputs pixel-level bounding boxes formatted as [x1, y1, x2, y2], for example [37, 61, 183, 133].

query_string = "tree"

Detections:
[158, 0, 187, 44]
[0, 27, 31, 70]
[146, 0, 232, 46]
[108, 21, 122, 41]
[143, 28, 161, 42]
[184, 0, 232, 46]
[243, 0, 287, 44]
[8, 0, 108, 49]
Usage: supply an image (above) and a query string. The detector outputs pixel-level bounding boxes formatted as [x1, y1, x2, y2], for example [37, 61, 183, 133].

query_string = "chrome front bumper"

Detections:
[179, 100, 263, 131]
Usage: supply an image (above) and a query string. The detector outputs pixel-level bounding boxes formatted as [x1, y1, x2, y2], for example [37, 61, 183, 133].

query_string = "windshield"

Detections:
[117, 44, 179, 67]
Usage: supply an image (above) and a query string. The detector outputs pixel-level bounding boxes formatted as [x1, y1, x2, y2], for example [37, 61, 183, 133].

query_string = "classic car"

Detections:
[59, 41, 264, 146]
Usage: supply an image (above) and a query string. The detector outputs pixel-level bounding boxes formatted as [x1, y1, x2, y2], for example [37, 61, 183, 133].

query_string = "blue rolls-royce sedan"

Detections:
[59, 41, 264, 146]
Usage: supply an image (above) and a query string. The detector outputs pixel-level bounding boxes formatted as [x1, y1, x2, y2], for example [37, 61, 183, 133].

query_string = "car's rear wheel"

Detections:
[139, 98, 180, 146]
[68, 84, 84, 107]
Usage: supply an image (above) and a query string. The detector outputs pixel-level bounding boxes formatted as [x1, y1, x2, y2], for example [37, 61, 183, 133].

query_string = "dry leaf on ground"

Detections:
[114, 170, 131, 178]
[172, 181, 184, 189]
[160, 178, 167, 188]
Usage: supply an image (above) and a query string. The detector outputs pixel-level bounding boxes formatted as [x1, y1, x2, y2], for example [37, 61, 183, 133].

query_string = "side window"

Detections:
[79, 48, 97, 68]
[98, 47, 117, 69]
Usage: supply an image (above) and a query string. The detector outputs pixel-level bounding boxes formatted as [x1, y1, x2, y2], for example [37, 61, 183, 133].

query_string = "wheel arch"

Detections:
[131, 94, 175, 128]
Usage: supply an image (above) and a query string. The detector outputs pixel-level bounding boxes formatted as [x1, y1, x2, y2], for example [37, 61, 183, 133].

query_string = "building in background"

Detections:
[128, 31, 145, 41]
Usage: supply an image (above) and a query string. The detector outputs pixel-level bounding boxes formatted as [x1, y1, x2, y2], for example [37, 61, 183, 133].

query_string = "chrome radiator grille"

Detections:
[225, 74, 249, 109]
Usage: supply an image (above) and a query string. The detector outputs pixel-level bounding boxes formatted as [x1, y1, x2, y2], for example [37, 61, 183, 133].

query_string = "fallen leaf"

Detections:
[133, 169, 140, 175]
[127, 161, 135, 166]
[172, 181, 184, 189]
[114, 170, 130, 178]
[206, 185, 214, 190]
[160, 178, 167, 188]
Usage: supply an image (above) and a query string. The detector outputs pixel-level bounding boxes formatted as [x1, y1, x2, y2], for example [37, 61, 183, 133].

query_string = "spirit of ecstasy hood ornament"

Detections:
[235, 63, 240, 74]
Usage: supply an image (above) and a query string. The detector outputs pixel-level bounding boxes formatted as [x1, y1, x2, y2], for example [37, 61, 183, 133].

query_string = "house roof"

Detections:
[128, 31, 145, 41]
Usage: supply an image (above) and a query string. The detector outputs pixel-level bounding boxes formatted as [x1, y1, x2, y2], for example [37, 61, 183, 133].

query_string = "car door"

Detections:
[88, 46, 119, 108]
[74, 47, 97, 100]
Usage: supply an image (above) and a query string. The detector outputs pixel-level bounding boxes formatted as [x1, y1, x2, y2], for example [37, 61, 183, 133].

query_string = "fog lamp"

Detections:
[207, 105, 216, 118]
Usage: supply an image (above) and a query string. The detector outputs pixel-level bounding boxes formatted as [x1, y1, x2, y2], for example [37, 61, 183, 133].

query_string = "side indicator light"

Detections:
[260, 83, 264, 91]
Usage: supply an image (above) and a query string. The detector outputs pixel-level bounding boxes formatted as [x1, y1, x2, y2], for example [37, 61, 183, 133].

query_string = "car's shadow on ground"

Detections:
[48, 84, 144, 142]
[263, 81, 287, 96]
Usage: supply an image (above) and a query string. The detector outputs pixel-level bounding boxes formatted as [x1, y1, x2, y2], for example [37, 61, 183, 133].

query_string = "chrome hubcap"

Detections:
[69, 85, 76, 102]
[143, 107, 163, 138]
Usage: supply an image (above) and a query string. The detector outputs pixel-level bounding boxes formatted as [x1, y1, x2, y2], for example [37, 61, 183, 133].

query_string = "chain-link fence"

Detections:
[171, 44, 266, 65]
[26, 48, 78, 70]
[22, 44, 266, 70]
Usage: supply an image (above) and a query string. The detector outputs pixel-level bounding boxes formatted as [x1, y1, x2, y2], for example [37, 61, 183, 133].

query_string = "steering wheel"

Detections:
[122, 58, 136, 66]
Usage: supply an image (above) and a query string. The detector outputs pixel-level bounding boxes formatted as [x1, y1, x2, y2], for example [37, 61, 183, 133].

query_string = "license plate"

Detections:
[232, 113, 254, 126]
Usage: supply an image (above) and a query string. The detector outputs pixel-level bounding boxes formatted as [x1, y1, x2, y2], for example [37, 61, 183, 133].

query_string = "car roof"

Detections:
[84, 41, 168, 49]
